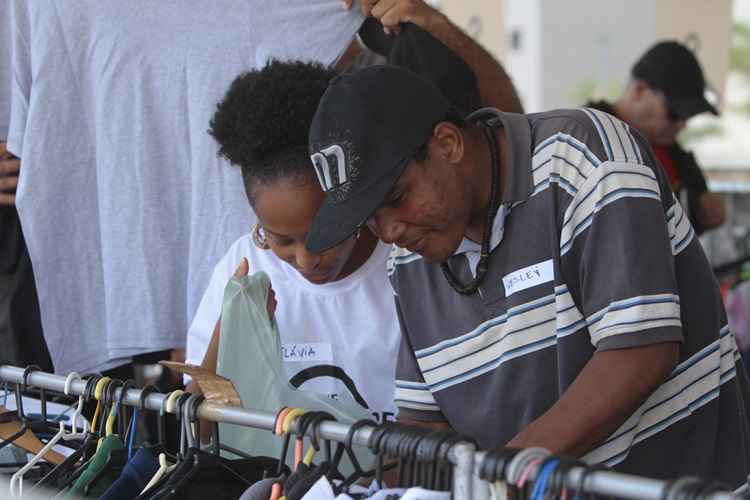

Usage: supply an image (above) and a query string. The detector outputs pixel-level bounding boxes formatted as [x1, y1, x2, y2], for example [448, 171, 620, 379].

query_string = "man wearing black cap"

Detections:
[306, 65, 750, 483]
[588, 40, 725, 235]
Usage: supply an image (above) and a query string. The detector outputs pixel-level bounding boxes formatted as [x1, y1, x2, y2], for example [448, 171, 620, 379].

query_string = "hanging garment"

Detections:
[238, 477, 278, 500]
[99, 446, 160, 500]
[65, 434, 124, 498]
[216, 272, 374, 468]
[137, 450, 279, 500]
[7, 0, 363, 374]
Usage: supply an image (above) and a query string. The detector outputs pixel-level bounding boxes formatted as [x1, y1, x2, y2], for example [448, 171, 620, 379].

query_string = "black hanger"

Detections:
[419, 430, 457, 489]
[413, 429, 448, 488]
[367, 422, 399, 487]
[299, 411, 335, 465]
[0, 365, 39, 452]
[117, 379, 136, 438]
[331, 418, 377, 494]
[432, 433, 467, 491]
[133, 384, 159, 450]
[148, 393, 274, 500]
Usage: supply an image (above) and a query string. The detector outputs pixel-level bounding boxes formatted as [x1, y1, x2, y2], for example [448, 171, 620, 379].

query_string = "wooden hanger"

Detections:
[0, 406, 65, 465]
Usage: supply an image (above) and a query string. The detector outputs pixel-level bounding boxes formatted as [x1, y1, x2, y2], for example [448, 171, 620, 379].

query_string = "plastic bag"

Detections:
[216, 271, 373, 470]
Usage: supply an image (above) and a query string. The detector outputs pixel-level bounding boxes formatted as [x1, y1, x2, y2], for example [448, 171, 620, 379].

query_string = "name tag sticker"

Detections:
[502, 259, 554, 296]
[281, 343, 333, 363]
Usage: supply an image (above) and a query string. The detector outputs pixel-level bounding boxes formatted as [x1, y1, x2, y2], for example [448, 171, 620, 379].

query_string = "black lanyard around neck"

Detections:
[441, 121, 502, 295]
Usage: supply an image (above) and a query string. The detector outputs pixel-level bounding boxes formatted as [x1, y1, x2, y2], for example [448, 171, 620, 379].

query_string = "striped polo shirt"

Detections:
[389, 108, 750, 484]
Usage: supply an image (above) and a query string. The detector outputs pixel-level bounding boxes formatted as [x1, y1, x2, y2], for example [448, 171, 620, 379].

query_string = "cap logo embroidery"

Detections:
[311, 145, 347, 192]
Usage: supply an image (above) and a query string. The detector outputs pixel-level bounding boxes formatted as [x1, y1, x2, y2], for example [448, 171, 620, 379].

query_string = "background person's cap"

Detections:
[631, 40, 719, 119]
[358, 18, 479, 114]
[306, 65, 453, 253]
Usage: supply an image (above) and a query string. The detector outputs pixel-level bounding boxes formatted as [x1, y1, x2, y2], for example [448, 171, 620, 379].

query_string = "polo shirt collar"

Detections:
[453, 108, 534, 258]
[470, 108, 534, 204]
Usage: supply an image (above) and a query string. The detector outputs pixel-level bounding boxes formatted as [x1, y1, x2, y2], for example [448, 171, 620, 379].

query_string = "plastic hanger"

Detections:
[149, 393, 272, 500]
[105, 379, 134, 437]
[60, 378, 119, 490]
[30, 376, 101, 492]
[84, 380, 135, 495]
[128, 384, 156, 460]
[8, 372, 87, 496]
[89, 377, 112, 435]
[330, 419, 378, 495]
[0, 366, 35, 452]
[282, 408, 305, 468]
[139, 390, 182, 495]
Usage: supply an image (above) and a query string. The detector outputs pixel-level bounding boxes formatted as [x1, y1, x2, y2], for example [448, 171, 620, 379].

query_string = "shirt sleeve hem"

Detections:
[595, 326, 683, 352]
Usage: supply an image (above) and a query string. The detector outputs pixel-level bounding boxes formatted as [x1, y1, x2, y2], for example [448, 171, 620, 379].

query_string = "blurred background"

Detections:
[430, 0, 748, 268]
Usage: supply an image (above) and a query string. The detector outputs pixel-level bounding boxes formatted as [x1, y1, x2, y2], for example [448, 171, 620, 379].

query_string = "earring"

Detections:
[252, 223, 270, 250]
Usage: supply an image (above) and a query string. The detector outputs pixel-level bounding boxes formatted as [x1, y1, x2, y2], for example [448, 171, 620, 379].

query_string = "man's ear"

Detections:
[431, 121, 464, 164]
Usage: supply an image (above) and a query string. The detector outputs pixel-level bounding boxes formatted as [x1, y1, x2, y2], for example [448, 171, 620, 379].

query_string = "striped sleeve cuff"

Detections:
[394, 380, 445, 421]
[587, 293, 683, 349]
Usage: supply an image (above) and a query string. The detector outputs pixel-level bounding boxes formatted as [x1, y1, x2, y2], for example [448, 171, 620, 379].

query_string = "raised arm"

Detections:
[344, 0, 523, 112]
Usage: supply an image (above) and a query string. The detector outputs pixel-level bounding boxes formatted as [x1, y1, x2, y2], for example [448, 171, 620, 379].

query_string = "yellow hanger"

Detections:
[303, 445, 316, 466]
[90, 377, 112, 432]
[282, 409, 305, 434]
[105, 385, 122, 437]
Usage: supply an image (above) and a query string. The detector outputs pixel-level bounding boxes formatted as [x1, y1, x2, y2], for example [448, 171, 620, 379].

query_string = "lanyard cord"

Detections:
[440, 121, 501, 294]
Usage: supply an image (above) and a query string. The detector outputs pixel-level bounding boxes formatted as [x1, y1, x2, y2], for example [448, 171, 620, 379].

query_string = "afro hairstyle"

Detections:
[209, 60, 337, 199]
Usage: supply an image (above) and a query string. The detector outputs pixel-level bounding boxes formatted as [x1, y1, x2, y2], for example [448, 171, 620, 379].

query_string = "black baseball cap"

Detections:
[358, 18, 479, 114]
[632, 40, 719, 119]
[306, 65, 453, 253]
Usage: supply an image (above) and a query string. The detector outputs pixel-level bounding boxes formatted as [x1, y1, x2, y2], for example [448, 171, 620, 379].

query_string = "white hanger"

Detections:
[62, 372, 89, 440]
[9, 372, 89, 497]
[138, 390, 183, 495]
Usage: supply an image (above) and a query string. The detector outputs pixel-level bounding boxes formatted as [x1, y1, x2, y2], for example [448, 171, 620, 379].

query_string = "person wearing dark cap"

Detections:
[588, 40, 725, 235]
[306, 65, 750, 483]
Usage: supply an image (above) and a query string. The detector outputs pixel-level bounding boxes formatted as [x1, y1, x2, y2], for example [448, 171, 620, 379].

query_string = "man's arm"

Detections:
[344, 0, 524, 113]
[506, 342, 678, 457]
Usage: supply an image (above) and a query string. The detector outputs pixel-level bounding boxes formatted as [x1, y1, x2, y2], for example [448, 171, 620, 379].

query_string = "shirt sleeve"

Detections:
[559, 132, 687, 352]
[393, 297, 446, 422]
[7, 0, 31, 155]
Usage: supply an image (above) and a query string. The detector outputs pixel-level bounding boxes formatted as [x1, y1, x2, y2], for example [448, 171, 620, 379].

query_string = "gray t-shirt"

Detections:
[7, 0, 363, 374]
[390, 108, 750, 486]
[0, 0, 11, 140]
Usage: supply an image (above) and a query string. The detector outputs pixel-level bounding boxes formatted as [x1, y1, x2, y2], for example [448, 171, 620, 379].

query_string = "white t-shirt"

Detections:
[7, 0, 363, 374]
[186, 235, 400, 420]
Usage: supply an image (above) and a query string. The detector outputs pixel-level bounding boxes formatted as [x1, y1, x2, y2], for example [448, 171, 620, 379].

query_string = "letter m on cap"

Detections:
[311, 145, 348, 192]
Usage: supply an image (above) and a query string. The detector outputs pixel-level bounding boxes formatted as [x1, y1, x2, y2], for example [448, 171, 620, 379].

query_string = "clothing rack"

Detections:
[0, 365, 740, 500]
[471, 450, 739, 500]
[0, 365, 476, 500]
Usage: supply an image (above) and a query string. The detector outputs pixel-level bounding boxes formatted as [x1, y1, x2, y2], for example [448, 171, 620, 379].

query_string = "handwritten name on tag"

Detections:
[281, 343, 333, 363]
[502, 259, 554, 296]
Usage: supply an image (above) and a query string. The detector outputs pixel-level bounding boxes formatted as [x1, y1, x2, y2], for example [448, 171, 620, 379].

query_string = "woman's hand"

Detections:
[234, 257, 277, 319]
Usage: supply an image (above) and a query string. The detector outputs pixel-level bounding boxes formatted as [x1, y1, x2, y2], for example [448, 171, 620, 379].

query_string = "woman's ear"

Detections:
[431, 121, 464, 164]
